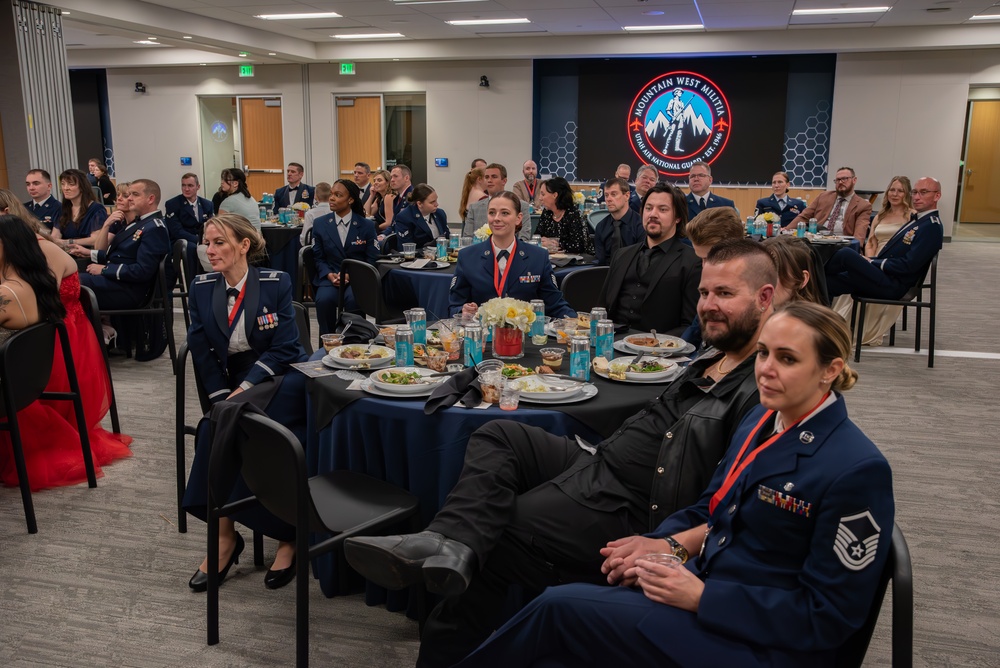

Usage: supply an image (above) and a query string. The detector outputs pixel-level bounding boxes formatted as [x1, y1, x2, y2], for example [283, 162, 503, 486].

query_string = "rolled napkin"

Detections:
[424, 366, 483, 414]
[549, 256, 575, 268]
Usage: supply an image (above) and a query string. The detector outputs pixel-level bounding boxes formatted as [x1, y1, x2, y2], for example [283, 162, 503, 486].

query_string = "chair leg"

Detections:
[888, 323, 896, 347]
[901, 305, 908, 331]
[254, 531, 265, 567]
[928, 305, 936, 369]
[60, 326, 98, 488]
[6, 415, 38, 534]
[854, 302, 865, 363]
[914, 304, 923, 353]
[175, 357, 188, 533]
[296, 531, 312, 668]
[207, 510, 220, 646]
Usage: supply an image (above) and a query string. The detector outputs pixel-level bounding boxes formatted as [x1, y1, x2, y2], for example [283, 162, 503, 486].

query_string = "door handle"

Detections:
[246, 168, 283, 174]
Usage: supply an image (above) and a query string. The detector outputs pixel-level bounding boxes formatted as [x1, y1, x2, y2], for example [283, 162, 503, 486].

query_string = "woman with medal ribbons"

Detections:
[449, 191, 575, 319]
[453, 301, 895, 668]
[182, 213, 309, 593]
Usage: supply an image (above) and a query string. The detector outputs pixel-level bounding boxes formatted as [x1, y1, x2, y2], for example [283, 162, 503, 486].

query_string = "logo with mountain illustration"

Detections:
[627, 71, 732, 177]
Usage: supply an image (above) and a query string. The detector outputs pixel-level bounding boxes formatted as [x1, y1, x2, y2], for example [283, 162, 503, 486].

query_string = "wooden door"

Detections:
[336, 96, 383, 177]
[240, 98, 285, 200]
[960, 100, 1000, 224]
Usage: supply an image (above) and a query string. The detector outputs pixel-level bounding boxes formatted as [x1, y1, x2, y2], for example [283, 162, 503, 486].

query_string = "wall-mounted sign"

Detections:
[180, 157, 192, 166]
[340, 62, 356, 76]
[627, 71, 731, 178]
[434, 158, 449, 167]
[210, 121, 228, 143]
[239, 64, 254, 78]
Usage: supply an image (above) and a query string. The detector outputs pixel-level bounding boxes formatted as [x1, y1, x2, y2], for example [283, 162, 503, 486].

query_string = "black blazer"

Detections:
[598, 236, 701, 337]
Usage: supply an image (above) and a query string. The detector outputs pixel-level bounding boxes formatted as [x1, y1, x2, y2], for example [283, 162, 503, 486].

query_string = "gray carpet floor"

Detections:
[2, 240, 998, 667]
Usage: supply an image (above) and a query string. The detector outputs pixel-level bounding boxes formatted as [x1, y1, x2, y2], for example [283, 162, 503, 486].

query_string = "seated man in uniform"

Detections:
[346, 239, 777, 668]
[24, 169, 62, 230]
[598, 183, 701, 337]
[164, 172, 214, 244]
[79, 178, 170, 310]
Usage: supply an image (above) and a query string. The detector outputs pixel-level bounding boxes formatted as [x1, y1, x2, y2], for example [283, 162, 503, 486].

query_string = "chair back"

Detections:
[899, 252, 937, 303]
[0, 322, 56, 417]
[559, 266, 610, 314]
[297, 245, 317, 301]
[79, 286, 105, 349]
[587, 210, 607, 231]
[834, 524, 913, 667]
[292, 301, 313, 354]
[172, 239, 189, 289]
[233, 412, 327, 533]
[341, 259, 392, 322]
[380, 233, 398, 255]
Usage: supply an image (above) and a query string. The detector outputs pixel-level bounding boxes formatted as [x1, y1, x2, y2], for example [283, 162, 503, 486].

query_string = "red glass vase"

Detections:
[493, 325, 524, 359]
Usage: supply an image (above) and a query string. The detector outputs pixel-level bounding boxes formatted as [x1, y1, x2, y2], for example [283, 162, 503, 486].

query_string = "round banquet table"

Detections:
[260, 224, 302, 278]
[302, 336, 679, 607]
[380, 254, 598, 319]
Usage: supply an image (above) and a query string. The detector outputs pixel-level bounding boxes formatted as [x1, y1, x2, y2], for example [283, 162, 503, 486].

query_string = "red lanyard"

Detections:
[227, 283, 247, 328]
[493, 240, 517, 298]
[708, 392, 830, 516]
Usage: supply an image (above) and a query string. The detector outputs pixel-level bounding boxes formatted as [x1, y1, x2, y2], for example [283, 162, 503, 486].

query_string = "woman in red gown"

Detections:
[0, 198, 132, 490]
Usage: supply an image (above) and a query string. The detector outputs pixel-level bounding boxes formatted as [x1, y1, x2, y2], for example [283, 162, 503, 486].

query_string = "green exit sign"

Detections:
[340, 62, 356, 76]
[239, 64, 254, 78]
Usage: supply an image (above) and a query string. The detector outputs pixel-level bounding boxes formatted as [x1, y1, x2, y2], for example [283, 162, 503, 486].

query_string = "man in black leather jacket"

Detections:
[346, 240, 777, 668]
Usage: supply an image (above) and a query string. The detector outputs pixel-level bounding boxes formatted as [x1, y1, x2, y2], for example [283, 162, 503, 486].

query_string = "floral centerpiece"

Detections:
[572, 191, 586, 210]
[478, 297, 536, 359]
[474, 223, 492, 242]
[753, 211, 781, 236]
[292, 201, 311, 219]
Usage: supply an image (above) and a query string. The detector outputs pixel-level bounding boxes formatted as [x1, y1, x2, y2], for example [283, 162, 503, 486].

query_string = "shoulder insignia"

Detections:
[929, 214, 942, 225]
[450, 276, 457, 289]
[194, 272, 220, 283]
[153, 219, 166, 228]
[834, 510, 881, 571]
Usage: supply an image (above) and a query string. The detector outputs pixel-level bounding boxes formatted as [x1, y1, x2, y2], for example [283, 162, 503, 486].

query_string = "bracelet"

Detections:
[663, 536, 689, 564]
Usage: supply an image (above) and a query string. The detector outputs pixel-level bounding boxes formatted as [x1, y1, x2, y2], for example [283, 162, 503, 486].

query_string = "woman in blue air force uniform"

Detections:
[755, 170, 807, 228]
[455, 302, 894, 668]
[449, 191, 575, 319]
[391, 183, 450, 248]
[311, 179, 378, 334]
[182, 213, 309, 593]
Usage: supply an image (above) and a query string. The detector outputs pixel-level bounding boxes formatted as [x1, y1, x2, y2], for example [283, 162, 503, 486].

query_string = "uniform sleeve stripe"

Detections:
[255, 361, 275, 375]
[208, 389, 229, 399]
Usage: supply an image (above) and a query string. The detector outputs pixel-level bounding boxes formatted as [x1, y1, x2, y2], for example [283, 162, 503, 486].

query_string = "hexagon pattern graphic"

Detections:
[784, 101, 831, 188]
[538, 121, 578, 180]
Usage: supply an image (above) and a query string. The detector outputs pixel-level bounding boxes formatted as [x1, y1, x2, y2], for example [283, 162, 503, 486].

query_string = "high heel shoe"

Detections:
[264, 556, 296, 590]
[189, 532, 245, 592]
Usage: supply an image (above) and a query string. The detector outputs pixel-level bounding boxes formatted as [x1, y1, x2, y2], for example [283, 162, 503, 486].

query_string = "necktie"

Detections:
[339, 218, 349, 243]
[778, 198, 785, 211]
[497, 249, 510, 272]
[636, 247, 651, 278]
[226, 287, 239, 315]
[699, 197, 706, 209]
[825, 197, 846, 230]
[612, 219, 623, 254]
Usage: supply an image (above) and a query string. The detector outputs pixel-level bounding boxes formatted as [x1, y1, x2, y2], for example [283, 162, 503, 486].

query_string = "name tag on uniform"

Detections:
[257, 313, 279, 330]
[519, 273, 540, 284]
[352, 238, 367, 246]
[757, 484, 812, 517]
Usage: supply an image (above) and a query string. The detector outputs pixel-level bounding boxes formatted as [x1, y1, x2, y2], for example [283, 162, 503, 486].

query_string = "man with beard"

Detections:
[789, 166, 871, 242]
[345, 239, 776, 668]
[598, 182, 700, 335]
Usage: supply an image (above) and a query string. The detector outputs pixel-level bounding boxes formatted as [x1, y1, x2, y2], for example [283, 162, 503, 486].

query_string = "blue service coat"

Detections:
[393, 185, 414, 217]
[187, 266, 307, 402]
[755, 194, 807, 228]
[628, 190, 643, 214]
[448, 240, 574, 317]
[164, 194, 214, 242]
[79, 212, 170, 310]
[311, 211, 379, 285]
[825, 210, 943, 299]
[59, 201, 108, 240]
[24, 196, 62, 229]
[272, 183, 314, 214]
[686, 192, 736, 219]
[458, 395, 894, 668]
[393, 203, 450, 248]
[593, 208, 644, 265]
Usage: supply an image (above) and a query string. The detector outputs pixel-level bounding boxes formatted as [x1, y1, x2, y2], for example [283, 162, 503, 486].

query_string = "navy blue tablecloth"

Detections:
[261, 225, 302, 278]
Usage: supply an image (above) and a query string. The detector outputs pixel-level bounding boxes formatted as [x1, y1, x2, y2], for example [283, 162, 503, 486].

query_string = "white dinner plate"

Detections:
[512, 377, 583, 401]
[593, 359, 683, 384]
[322, 347, 395, 369]
[399, 260, 451, 270]
[370, 366, 446, 394]
[596, 356, 678, 381]
[360, 378, 437, 399]
[612, 339, 695, 357]
[622, 333, 688, 353]
[518, 383, 598, 404]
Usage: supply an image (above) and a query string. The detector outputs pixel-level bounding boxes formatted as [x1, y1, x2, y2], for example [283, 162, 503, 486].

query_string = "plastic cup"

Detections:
[426, 349, 449, 372]
[638, 553, 683, 576]
[402, 242, 417, 260]
[480, 371, 503, 404]
[321, 333, 343, 352]
[499, 382, 521, 411]
[540, 347, 565, 371]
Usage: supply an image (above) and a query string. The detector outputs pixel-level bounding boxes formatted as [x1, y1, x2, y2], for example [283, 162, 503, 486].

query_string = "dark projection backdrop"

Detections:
[533, 55, 835, 187]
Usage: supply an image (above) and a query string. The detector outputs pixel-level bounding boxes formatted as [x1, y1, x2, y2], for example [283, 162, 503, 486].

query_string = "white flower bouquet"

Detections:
[477, 297, 537, 333]
[474, 223, 492, 242]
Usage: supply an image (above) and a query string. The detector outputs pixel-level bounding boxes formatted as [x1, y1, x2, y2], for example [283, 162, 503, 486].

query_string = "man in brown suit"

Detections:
[789, 166, 871, 242]
[511, 160, 541, 210]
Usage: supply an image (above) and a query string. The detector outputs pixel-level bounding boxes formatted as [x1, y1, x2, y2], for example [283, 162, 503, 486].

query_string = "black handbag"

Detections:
[334, 312, 380, 344]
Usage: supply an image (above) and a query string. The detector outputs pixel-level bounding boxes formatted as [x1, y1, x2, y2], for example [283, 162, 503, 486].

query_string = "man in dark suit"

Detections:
[596, 163, 635, 205]
[23, 169, 62, 230]
[789, 166, 871, 242]
[353, 162, 372, 206]
[164, 172, 214, 243]
[79, 178, 171, 310]
[685, 160, 735, 220]
[599, 183, 701, 336]
[593, 177, 643, 265]
[629, 164, 658, 213]
[389, 164, 414, 217]
[271, 162, 314, 214]
[825, 176, 943, 300]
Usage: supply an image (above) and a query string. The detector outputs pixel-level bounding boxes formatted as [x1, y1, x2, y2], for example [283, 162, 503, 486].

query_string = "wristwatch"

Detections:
[663, 536, 689, 563]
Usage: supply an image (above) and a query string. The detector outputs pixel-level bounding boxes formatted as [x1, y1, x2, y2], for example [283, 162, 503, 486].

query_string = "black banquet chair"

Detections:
[206, 410, 421, 668]
[101, 255, 178, 367]
[0, 321, 97, 533]
[850, 252, 938, 368]
[339, 258, 406, 324]
[834, 524, 913, 667]
[560, 265, 609, 314]
[80, 285, 122, 434]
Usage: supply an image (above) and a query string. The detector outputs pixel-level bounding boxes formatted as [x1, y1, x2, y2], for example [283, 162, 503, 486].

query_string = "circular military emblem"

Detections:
[211, 121, 228, 143]
[626, 71, 732, 178]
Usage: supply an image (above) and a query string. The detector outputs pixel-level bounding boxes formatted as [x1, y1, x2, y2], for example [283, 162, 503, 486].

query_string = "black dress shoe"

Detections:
[189, 532, 245, 593]
[344, 531, 476, 596]
[264, 557, 296, 590]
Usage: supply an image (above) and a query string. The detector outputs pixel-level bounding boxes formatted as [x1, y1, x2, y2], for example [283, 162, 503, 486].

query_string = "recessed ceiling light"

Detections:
[332, 32, 405, 39]
[256, 12, 342, 20]
[239, 51, 249, 57]
[446, 18, 530, 26]
[182, 36, 192, 39]
[969, 13, 1000, 20]
[148, 37, 157, 40]
[199, 63, 207, 66]
[268, 52, 276, 56]
[133, 40, 158, 45]
[792, 6, 889, 16]
[622, 24, 703, 32]
[642, 11, 665, 16]
[394, 0, 487, 4]
[61, 10, 70, 14]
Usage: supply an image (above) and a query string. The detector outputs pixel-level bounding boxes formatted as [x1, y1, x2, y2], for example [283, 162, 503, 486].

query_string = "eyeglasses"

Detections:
[834, 176, 854, 183]
[689, 173, 710, 179]
[911, 189, 940, 196]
